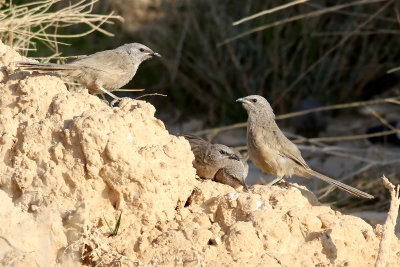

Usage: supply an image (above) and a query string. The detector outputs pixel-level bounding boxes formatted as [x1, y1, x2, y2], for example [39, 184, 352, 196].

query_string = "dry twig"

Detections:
[135, 93, 167, 100]
[387, 66, 400, 73]
[218, 0, 387, 46]
[233, 0, 309, 26]
[375, 175, 400, 267]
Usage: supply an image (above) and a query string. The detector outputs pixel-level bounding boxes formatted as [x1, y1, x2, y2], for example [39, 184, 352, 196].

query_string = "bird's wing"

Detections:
[261, 123, 309, 169]
[70, 51, 128, 74]
[183, 135, 210, 163]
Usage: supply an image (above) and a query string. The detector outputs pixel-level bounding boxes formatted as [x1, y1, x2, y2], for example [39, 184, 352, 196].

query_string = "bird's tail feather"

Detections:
[304, 169, 374, 199]
[15, 61, 76, 72]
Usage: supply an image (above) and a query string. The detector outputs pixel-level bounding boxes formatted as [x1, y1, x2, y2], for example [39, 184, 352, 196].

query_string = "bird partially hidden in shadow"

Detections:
[184, 135, 248, 191]
[15, 43, 161, 106]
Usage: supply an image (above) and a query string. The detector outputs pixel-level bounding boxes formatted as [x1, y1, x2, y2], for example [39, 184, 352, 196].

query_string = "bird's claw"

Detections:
[110, 98, 122, 107]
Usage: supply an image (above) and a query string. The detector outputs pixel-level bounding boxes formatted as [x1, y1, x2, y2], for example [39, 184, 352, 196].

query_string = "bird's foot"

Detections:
[110, 97, 123, 107]
[96, 85, 122, 107]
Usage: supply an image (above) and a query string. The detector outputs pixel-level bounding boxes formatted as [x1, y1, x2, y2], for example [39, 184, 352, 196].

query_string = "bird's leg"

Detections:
[99, 93, 110, 105]
[267, 176, 283, 186]
[100, 93, 107, 101]
[96, 85, 121, 106]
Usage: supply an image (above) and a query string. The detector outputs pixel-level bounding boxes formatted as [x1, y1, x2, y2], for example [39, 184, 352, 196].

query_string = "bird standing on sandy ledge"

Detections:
[184, 135, 249, 191]
[16, 43, 160, 106]
[237, 95, 374, 199]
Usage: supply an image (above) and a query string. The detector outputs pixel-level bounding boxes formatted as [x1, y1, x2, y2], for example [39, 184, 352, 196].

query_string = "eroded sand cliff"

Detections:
[0, 42, 399, 266]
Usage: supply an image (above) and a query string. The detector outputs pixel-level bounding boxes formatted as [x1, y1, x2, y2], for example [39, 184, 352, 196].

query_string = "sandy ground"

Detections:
[0, 41, 399, 266]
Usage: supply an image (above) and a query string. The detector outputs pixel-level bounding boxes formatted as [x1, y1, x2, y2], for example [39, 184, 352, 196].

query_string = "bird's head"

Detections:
[236, 95, 275, 119]
[212, 144, 240, 161]
[123, 43, 161, 62]
[218, 158, 249, 192]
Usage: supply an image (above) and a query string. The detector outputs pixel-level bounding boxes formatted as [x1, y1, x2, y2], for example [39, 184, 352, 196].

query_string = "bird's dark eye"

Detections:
[139, 48, 145, 52]
[252, 99, 257, 103]
[219, 150, 226, 155]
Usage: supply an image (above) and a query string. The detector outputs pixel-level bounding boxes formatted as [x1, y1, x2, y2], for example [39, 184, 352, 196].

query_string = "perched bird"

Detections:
[237, 95, 374, 199]
[184, 135, 248, 191]
[16, 43, 160, 105]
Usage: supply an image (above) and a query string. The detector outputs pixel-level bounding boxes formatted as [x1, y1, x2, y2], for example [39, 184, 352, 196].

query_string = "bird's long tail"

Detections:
[304, 168, 374, 199]
[15, 61, 77, 72]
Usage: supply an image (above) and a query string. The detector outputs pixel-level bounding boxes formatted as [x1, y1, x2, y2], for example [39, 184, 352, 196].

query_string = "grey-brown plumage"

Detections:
[214, 148, 249, 191]
[16, 43, 160, 105]
[184, 135, 248, 191]
[237, 95, 374, 199]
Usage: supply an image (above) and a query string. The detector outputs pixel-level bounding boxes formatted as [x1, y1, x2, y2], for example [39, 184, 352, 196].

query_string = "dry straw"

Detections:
[0, 0, 123, 57]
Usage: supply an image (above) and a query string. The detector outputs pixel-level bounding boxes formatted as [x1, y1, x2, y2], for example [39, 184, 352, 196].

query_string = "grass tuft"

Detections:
[104, 211, 122, 237]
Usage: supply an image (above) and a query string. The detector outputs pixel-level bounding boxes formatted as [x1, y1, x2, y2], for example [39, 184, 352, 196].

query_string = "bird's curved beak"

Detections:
[228, 153, 240, 161]
[151, 52, 161, 57]
[236, 98, 250, 105]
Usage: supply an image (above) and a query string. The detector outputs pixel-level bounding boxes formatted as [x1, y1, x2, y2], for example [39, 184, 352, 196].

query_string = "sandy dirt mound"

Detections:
[0, 41, 399, 266]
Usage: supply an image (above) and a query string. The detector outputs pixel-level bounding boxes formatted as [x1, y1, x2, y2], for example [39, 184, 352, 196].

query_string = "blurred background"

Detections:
[2, 0, 400, 223]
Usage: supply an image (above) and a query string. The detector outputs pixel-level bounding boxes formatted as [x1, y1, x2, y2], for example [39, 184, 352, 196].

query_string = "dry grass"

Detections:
[220, 0, 397, 106]
[0, 0, 123, 59]
[136, 0, 400, 123]
[66, 224, 138, 266]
